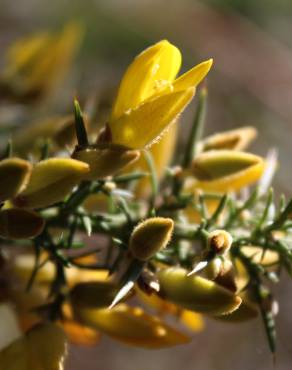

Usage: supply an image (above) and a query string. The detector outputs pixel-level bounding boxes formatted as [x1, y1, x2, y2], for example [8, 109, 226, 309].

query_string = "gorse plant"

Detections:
[0, 25, 291, 369]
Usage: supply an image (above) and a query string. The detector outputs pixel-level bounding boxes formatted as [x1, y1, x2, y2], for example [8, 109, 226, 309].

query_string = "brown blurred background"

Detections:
[1, 0, 292, 369]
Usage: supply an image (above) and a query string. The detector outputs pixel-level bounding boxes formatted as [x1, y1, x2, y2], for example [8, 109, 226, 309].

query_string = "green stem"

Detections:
[182, 87, 207, 168]
[74, 99, 89, 147]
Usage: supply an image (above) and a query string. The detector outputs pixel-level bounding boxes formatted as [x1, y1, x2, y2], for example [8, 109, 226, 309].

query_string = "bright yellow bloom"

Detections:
[108, 40, 213, 149]
[73, 303, 191, 348]
[187, 150, 265, 193]
[1, 22, 83, 100]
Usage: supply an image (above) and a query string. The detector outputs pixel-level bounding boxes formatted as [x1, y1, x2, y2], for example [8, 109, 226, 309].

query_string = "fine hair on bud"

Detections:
[129, 217, 174, 261]
[208, 229, 233, 254]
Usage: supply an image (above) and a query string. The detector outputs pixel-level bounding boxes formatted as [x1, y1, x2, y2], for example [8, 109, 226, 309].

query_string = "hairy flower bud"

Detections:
[14, 158, 89, 209]
[0, 158, 32, 202]
[72, 143, 140, 180]
[207, 230, 233, 255]
[0, 208, 45, 239]
[157, 267, 242, 316]
[190, 150, 265, 192]
[129, 217, 174, 261]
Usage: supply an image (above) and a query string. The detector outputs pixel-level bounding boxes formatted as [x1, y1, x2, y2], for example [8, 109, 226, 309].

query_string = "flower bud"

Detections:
[207, 230, 232, 255]
[0, 208, 45, 239]
[190, 150, 265, 192]
[70, 282, 118, 309]
[0, 158, 32, 202]
[14, 158, 89, 209]
[157, 267, 242, 316]
[73, 303, 190, 348]
[198, 126, 257, 152]
[72, 143, 140, 180]
[129, 217, 174, 261]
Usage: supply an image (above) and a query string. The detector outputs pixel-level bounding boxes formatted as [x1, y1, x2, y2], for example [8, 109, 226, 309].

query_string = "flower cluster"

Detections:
[0, 24, 291, 369]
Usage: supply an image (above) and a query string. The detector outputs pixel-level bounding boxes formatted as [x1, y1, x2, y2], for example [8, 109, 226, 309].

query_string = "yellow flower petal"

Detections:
[111, 40, 181, 121]
[4, 33, 51, 78]
[2, 22, 83, 98]
[192, 150, 261, 180]
[24, 22, 83, 92]
[136, 287, 204, 332]
[109, 88, 195, 149]
[136, 286, 178, 315]
[73, 304, 190, 348]
[172, 59, 213, 92]
[179, 310, 204, 332]
[14, 158, 89, 209]
[240, 246, 279, 266]
[61, 320, 100, 346]
[189, 150, 265, 192]
[0, 323, 67, 370]
[13, 253, 109, 287]
[158, 267, 242, 316]
[193, 161, 265, 193]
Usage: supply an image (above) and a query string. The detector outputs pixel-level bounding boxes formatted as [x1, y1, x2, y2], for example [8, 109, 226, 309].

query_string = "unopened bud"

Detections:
[14, 158, 89, 209]
[157, 267, 241, 316]
[0, 208, 45, 239]
[191, 150, 265, 192]
[208, 230, 232, 255]
[129, 217, 174, 261]
[72, 143, 140, 180]
[0, 158, 32, 202]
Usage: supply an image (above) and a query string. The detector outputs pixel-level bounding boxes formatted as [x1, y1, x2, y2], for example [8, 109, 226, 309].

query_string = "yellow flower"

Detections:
[108, 40, 213, 149]
[186, 150, 265, 193]
[73, 303, 191, 349]
[157, 267, 242, 316]
[1, 22, 83, 100]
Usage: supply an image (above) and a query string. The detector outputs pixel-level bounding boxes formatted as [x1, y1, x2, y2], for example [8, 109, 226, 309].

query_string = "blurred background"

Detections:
[1, 0, 292, 369]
